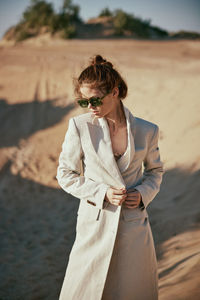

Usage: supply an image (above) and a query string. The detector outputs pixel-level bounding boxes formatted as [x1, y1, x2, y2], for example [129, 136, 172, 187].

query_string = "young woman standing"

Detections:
[56, 54, 164, 300]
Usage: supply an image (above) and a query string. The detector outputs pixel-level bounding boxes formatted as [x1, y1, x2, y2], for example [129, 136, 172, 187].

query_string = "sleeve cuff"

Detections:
[134, 187, 146, 210]
[139, 199, 145, 210]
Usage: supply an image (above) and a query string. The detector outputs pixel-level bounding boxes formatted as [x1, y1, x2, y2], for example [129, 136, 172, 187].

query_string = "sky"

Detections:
[0, 0, 200, 39]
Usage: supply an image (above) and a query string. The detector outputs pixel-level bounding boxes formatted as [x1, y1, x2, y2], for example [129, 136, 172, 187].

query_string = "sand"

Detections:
[0, 37, 200, 299]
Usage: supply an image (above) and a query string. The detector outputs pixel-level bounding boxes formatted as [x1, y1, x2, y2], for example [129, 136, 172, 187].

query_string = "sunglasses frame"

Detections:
[77, 91, 111, 108]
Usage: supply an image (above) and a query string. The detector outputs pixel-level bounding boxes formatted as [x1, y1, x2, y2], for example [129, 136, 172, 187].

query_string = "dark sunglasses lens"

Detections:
[90, 98, 102, 107]
[78, 100, 88, 107]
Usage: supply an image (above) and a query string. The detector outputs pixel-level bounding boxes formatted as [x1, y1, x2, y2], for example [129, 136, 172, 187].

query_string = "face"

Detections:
[79, 83, 119, 118]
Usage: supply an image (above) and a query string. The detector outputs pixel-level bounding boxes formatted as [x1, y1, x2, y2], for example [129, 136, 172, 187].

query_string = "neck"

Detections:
[105, 100, 126, 129]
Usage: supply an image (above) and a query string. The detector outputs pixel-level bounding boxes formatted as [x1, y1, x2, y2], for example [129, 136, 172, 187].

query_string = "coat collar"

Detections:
[86, 102, 136, 186]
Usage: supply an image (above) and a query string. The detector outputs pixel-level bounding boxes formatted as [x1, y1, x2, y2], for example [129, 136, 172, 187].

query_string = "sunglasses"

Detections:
[77, 91, 111, 108]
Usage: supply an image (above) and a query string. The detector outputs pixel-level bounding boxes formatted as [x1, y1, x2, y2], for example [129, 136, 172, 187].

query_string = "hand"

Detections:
[105, 187, 127, 206]
[123, 189, 142, 209]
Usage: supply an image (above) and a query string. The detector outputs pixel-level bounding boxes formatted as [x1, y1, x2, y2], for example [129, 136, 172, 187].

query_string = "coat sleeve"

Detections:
[56, 117, 110, 210]
[134, 124, 164, 208]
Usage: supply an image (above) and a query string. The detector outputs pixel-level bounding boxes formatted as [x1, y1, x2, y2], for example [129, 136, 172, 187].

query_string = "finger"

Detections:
[113, 198, 125, 205]
[119, 198, 126, 205]
[126, 192, 138, 198]
[125, 197, 138, 201]
[112, 189, 127, 195]
[125, 205, 138, 209]
[113, 194, 127, 200]
[127, 189, 137, 193]
[126, 195, 140, 201]
[125, 200, 139, 205]
[126, 194, 137, 198]
[124, 204, 138, 208]
[112, 201, 121, 206]
[127, 190, 140, 197]
[124, 202, 138, 207]
[125, 199, 138, 203]
[124, 202, 139, 207]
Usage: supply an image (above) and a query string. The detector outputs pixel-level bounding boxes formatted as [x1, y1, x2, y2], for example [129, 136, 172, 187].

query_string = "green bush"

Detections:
[113, 9, 151, 37]
[62, 0, 81, 23]
[113, 10, 128, 35]
[15, 30, 36, 42]
[99, 7, 113, 17]
[22, 0, 54, 29]
[170, 30, 200, 39]
[59, 24, 77, 39]
[10, 0, 82, 41]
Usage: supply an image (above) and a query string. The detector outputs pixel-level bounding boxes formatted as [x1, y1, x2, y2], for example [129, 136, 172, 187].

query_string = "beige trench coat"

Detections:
[56, 104, 164, 300]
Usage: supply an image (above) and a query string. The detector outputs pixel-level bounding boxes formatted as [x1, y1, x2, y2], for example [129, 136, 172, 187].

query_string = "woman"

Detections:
[56, 55, 164, 300]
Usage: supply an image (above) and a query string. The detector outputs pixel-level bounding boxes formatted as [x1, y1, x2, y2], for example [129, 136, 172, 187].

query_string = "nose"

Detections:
[88, 102, 95, 109]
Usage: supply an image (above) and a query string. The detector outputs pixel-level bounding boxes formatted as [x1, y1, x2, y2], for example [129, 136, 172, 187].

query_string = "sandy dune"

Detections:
[0, 38, 200, 299]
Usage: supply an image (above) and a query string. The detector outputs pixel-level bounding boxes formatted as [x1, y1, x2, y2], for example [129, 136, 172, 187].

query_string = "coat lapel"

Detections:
[86, 104, 136, 186]
[116, 106, 136, 173]
[86, 121, 125, 185]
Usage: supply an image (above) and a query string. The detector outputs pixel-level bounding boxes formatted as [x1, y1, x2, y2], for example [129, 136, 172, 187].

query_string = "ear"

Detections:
[112, 87, 119, 97]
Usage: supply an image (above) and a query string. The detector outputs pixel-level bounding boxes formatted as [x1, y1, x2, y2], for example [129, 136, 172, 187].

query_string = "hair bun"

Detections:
[91, 55, 113, 68]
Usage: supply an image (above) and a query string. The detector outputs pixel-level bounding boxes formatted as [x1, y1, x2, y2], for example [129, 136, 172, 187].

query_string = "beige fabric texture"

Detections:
[56, 104, 164, 300]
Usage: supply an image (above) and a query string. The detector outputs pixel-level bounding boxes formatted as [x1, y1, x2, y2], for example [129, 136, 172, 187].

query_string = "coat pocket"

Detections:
[77, 200, 102, 221]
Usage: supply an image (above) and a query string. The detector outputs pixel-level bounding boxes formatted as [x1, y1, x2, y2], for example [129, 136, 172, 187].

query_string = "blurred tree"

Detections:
[4, 1, 169, 41]
[170, 30, 200, 39]
[14, 0, 55, 41]
[113, 9, 151, 37]
[62, 0, 81, 22]
[50, 0, 81, 36]
[12, 0, 82, 41]
[113, 9, 129, 36]
[22, 0, 54, 29]
[99, 7, 113, 17]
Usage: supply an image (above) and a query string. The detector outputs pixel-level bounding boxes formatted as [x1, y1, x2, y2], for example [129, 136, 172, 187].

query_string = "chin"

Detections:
[93, 114, 101, 118]
[91, 110, 102, 117]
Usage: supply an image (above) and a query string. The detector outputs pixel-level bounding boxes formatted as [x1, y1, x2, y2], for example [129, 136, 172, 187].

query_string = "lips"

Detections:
[91, 110, 99, 114]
